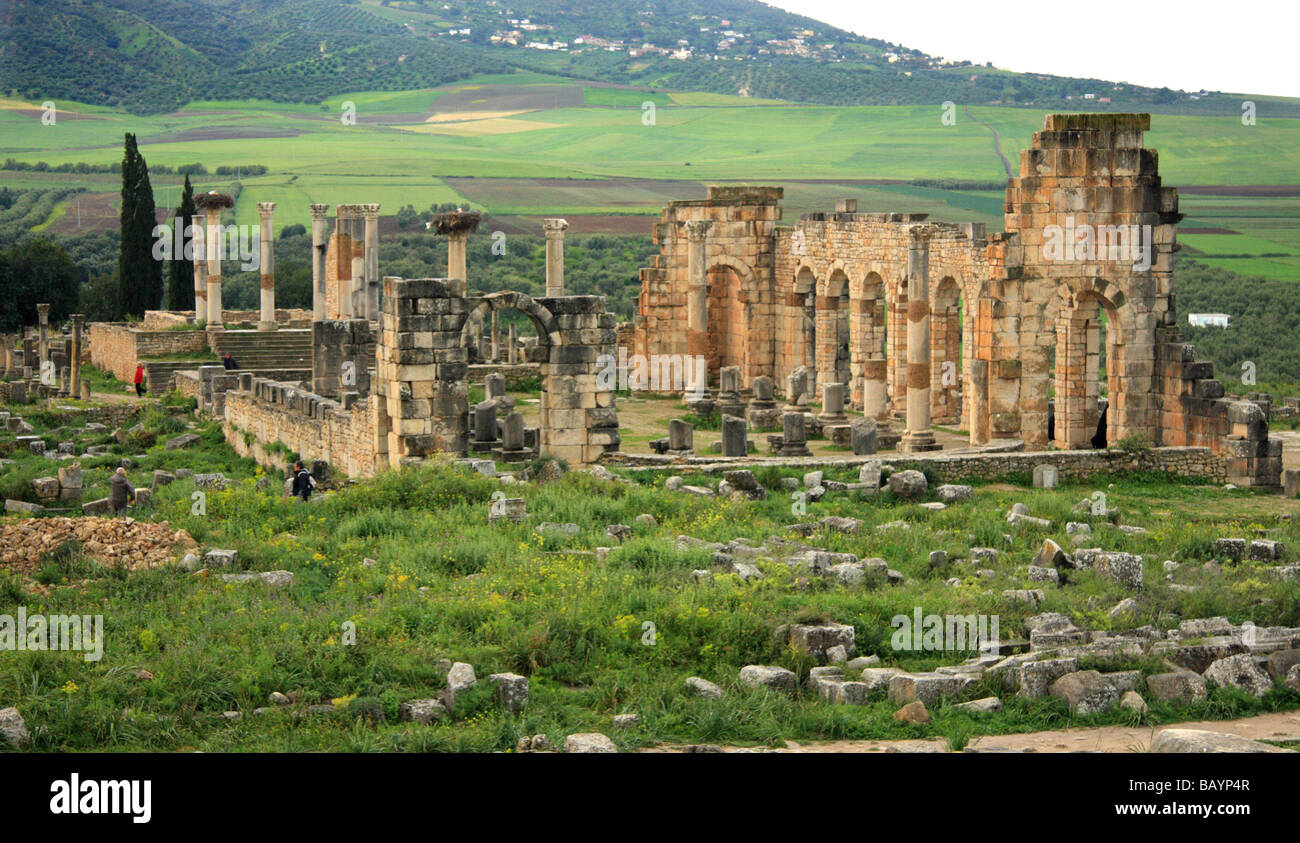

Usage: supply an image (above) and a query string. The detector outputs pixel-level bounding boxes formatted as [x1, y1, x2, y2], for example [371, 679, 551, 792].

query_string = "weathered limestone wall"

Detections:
[375, 279, 619, 467]
[223, 375, 377, 478]
[632, 113, 1280, 487]
[635, 186, 783, 383]
[607, 445, 1227, 483]
[88, 323, 209, 382]
[141, 309, 312, 331]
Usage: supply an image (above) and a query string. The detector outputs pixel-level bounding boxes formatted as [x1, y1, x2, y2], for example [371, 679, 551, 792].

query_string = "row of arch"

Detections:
[697, 255, 1136, 450]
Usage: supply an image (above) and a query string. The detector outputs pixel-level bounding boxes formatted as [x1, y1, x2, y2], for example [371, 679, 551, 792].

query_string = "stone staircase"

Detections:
[207, 329, 313, 371]
[142, 360, 201, 396]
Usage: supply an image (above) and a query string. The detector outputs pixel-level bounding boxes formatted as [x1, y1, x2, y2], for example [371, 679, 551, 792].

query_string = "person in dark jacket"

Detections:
[134, 364, 146, 397]
[222, 352, 239, 370]
[290, 461, 315, 502]
[108, 467, 135, 515]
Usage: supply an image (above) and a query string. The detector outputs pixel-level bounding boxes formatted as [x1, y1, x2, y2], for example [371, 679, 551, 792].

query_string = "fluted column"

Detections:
[310, 204, 329, 322]
[257, 202, 276, 331]
[544, 218, 568, 297]
[900, 226, 940, 452]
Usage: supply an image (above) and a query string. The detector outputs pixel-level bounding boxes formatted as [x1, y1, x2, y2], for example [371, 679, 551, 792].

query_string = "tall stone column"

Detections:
[901, 226, 940, 452]
[362, 204, 381, 320]
[36, 303, 50, 385]
[196, 193, 234, 330]
[257, 202, 276, 331]
[684, 220, 712, 396]
[69, 313, 83, 397]
[191, 213, 207, 324]
[335, 205, 354, 318]
[543, 218, 568, 297]
[447, 231, 468, 297]
[349, 207, 365, 319]
[310, 204, 329, 322]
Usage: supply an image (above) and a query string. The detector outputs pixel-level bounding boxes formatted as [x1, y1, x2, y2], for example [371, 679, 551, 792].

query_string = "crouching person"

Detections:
[290, 460, 316, 502]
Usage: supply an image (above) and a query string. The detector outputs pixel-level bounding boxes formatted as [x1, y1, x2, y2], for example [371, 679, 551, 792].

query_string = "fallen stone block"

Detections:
[738, 665, 798, 694]
[1151, 729, 1294, 753]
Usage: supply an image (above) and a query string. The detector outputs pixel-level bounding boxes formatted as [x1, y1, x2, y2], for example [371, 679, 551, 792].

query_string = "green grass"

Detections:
[2, 397, 1298, 752]
[8, 77, 1300, 258]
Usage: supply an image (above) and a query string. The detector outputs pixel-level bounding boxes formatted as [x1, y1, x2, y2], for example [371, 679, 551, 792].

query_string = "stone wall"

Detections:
[223, 375, 377, 478]
[141, 309, 312, 330]
[605, 444, 1227, 484]
[374, 279, 619, 467]
[468, 362, 541, 390]
[632, 113, 1281, 487]
[87, 323, 209, 382]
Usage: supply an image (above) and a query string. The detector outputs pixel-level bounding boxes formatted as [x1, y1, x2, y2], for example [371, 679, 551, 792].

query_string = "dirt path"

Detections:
[963, 105, 1014, 178]
[648, 711, 1300, 753]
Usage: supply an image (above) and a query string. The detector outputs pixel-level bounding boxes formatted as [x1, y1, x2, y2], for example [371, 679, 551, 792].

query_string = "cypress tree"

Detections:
[117, 133, 163, 318]
[167, 174, 196, 311]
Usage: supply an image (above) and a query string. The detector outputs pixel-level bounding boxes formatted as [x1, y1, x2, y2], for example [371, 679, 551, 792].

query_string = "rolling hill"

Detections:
[3, 0, 1296, 116]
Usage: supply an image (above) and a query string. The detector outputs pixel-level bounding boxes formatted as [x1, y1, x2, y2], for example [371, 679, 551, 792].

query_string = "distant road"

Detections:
[963, 105, 1014, 178]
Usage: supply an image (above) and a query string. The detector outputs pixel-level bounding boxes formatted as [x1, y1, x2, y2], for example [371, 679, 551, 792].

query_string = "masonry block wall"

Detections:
[88, 323, 209, 382]
[313, 319, 372, 399]
[224, 375, 377, 478]
[376, 280, 619, 467]
[634, 185, 782, 384]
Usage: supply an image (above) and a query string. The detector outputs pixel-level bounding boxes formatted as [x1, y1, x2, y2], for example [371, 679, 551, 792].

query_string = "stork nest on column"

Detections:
[195, 191, 235, 210]
[430, 210, 482, 235]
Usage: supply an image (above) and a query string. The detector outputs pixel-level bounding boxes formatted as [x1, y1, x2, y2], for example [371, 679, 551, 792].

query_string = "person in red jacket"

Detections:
[134, 363, 145, 397]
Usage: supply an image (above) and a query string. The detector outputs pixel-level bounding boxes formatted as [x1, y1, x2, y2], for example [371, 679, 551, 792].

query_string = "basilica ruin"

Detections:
[0, 114, 1283, 488]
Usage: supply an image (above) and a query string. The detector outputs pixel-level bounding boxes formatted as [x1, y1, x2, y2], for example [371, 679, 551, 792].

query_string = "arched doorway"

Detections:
[816, 269, 850, 393]
[887, 279, 909, 417]
[460, 292, 560, 452]
[1054, 289, 1122, 449]
[931, 276, 963, 426]
[851, 272, 888, 419]
[706, 263, 747, 382]
[791, 266, 817, 386]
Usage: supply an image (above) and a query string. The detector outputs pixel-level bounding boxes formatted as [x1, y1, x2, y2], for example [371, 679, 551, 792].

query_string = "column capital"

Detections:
[336, 204, 356, 220]
[684, 219, 713, 241]
[908, 223, 938, 246]
[543, 218, 569, 235]
[36, 303, 50, 316]
[309, 203, 330, 219]
[360, 203, 381, 218]
[257, 202, 276, 216]
[70, 313, 84, 326]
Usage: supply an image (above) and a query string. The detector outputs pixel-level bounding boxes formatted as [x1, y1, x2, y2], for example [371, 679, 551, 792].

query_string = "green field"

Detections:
[4, 76, 1299, 270]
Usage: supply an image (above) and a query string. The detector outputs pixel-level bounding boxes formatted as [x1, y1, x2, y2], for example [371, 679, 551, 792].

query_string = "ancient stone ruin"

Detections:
[0, 113, 1283, 488]
[632, 113, 1280, 486]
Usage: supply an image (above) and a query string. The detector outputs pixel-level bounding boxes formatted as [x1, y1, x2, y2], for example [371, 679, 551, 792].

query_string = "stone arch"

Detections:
[787, 265, 817, 385]
[815, 267, 850, 393]
[850, 271, 888, 418]
[1050, 283, 1127, 449]
[930, 275, 963, 425]
[885, 273, 909, 417]
[705, 259, 753, 382]
[459, 291, 560, 352]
